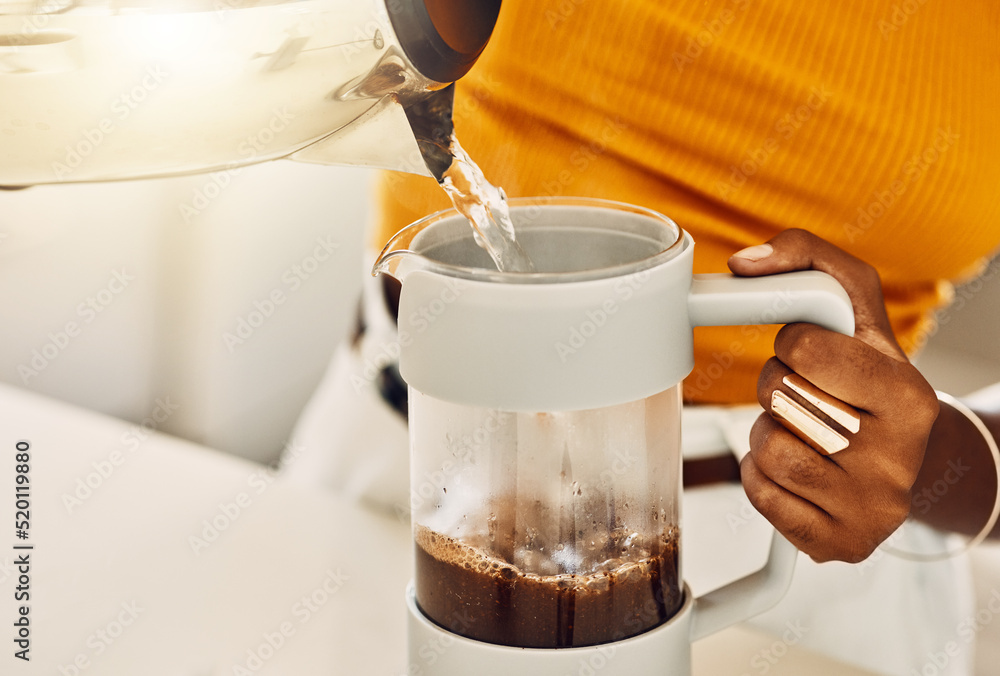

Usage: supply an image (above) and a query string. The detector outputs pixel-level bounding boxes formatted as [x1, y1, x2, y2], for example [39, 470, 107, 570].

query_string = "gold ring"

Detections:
[770, 374, 861, 455]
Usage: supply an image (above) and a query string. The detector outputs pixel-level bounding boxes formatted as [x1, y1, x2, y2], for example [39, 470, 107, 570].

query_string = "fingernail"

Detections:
[732, 243, 774, 262]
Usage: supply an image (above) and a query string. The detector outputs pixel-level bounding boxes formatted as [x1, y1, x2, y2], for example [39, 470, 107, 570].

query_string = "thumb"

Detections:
[727, 229, 906, 362]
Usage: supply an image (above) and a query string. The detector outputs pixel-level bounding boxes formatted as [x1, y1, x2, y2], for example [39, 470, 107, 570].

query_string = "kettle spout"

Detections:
[402, 84, 456, 182]
[288, 85, 456, 179]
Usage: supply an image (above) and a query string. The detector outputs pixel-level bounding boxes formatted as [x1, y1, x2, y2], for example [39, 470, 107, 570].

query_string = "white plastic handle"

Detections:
[690, 534, 798, 641]
[688, 271, 855, 337]
[686, 269, 855, 640]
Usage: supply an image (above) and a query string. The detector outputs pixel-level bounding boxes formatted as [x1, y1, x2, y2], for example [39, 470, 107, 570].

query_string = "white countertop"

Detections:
[0, 383, 877, 675]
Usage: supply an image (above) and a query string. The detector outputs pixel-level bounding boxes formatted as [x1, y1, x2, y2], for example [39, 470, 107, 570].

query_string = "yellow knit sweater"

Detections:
[375, 0, 1000, 404]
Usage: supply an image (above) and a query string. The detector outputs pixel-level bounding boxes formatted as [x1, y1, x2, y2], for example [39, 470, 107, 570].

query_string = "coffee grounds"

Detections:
[414, 524, 682, 648]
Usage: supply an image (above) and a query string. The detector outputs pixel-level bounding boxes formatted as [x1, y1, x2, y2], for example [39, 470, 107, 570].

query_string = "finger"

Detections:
[759, 350, 927, 464]
[740, 445, 842, 561]
[757, 354, 874, 429]
[728, 228, 904, 360]
[763, 329, 892, 411]
[758, 358, 855, 455]
[743, 417, 910, 563]
[747, 412, 847, 503]
[772, 324, 937, 425]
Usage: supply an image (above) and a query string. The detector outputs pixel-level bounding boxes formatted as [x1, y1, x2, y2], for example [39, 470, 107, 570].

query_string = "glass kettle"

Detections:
[0, 0, 501, 186]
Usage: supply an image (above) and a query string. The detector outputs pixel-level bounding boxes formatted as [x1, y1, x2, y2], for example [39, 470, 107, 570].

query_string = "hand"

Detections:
[728, 229, 940, 563]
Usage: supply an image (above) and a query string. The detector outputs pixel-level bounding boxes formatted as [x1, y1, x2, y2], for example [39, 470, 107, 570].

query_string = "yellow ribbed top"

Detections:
[375, 0, 1000, 404]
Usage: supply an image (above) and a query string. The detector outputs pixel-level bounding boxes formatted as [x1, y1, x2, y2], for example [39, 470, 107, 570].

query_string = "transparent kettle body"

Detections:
[410, 387, 684, 649]
[0, 0, 500, 186]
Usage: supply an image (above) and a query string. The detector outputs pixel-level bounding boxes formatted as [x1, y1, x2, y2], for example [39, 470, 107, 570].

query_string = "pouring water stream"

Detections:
[398, 85, 535, 274]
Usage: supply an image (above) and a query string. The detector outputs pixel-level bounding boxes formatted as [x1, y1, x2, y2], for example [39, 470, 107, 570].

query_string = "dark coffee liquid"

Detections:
[414, 525, 682, 648]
